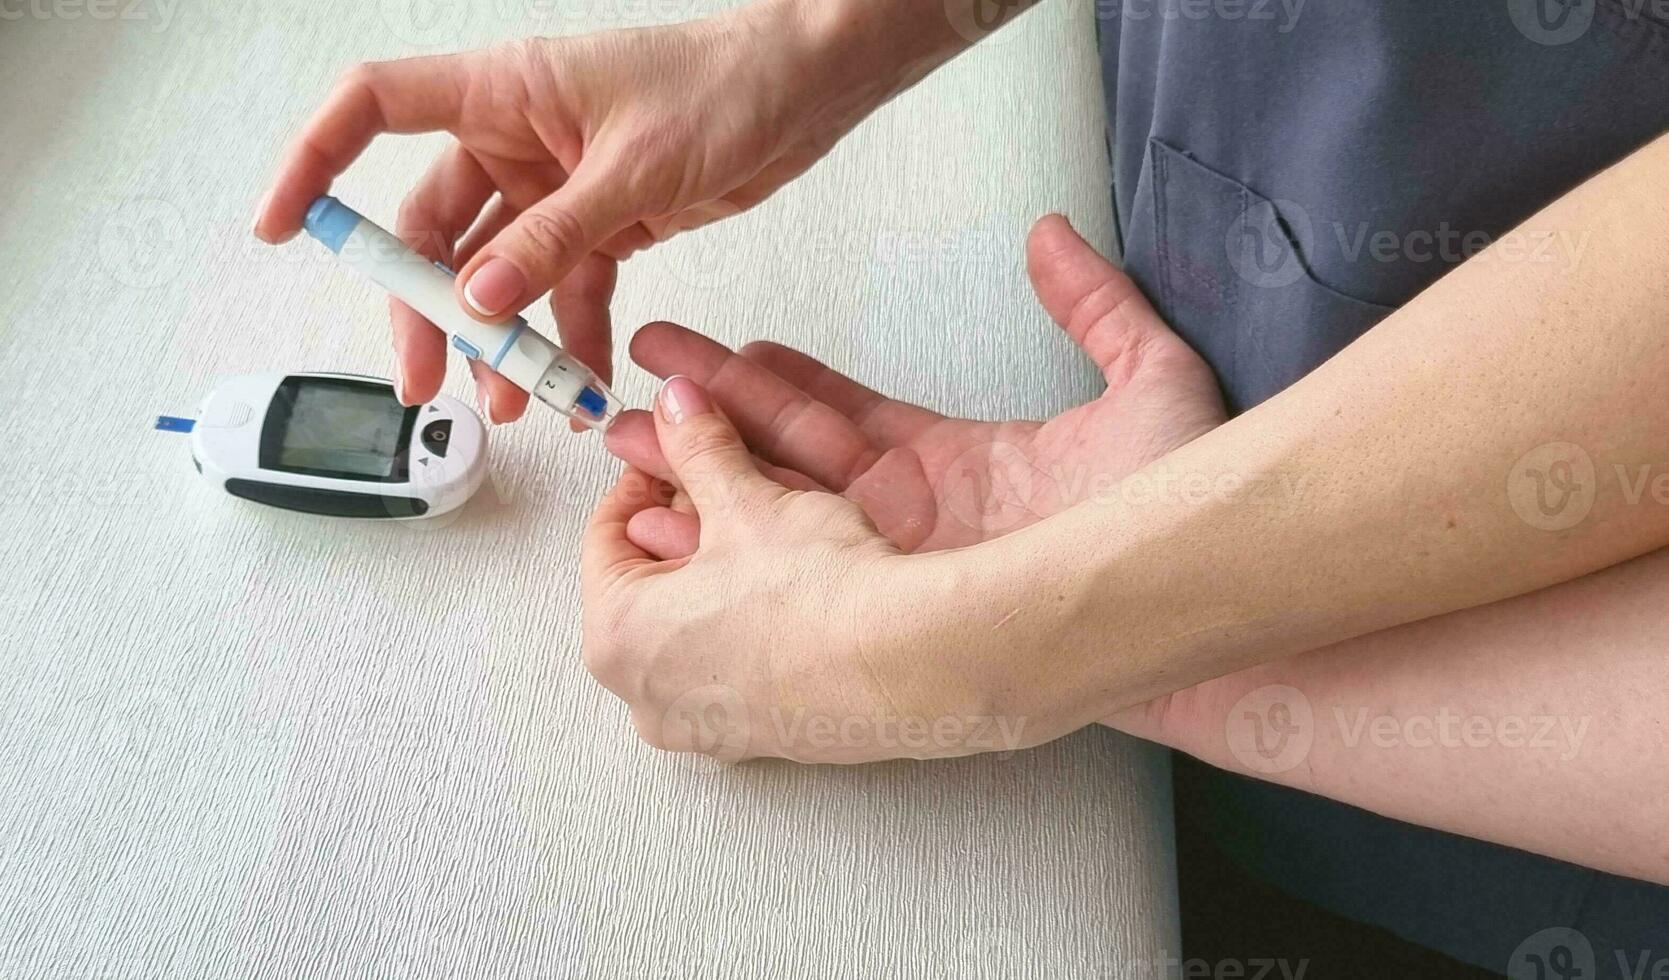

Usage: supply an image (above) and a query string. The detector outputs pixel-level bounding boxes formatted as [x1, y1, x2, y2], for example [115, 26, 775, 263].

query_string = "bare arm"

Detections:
[881, 131, 1669, 742]
[1107, 546, 1669, 885]
[581, 128, 1669, 797]
[594, 176, 1669, 875]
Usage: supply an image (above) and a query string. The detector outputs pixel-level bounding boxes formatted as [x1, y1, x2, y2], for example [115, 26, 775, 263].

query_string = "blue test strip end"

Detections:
[155, 415, 195, 433]
[575, 386, 608, 417]
[302, 195, 361, 254]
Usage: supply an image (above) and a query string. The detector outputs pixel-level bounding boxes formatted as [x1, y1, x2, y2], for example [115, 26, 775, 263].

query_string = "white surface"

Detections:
[0, 1, 1180, 976]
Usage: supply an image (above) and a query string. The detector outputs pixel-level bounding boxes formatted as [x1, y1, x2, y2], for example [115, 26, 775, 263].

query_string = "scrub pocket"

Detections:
[1131, 139, 1398, 412]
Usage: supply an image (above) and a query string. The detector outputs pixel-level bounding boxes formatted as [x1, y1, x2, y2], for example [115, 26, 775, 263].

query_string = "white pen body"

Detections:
[332, 218, 560, 393]
[302, 195, 616, 426]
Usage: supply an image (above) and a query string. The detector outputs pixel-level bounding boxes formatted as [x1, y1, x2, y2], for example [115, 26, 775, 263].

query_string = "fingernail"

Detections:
[477, 385, 496, 424]
[658, 375, 710, 425]
[463, 257, 525, 316]
[250, 189, 270, 238]
[393, 361, 411, 406]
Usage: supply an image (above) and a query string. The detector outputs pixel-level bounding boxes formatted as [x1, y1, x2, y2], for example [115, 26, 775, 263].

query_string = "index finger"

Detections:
[627, 322, 880, 492]
[253, 54, 475, 242]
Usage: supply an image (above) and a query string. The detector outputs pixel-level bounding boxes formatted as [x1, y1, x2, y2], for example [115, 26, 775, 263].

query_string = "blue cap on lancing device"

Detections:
[303, 195, 361, 254]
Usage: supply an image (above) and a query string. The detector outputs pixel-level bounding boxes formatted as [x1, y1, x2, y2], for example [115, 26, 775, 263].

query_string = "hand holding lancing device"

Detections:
[252, 6, 934, 423]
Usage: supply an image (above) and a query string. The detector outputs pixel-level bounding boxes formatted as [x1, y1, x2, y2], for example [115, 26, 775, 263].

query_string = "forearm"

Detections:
[755, 0, 1037, 116]
[1109, 548, 1669, 884]
[1029, 130, 1669, 711]
[877, 130, 1669, 735]
[790, 0, 1040, 60]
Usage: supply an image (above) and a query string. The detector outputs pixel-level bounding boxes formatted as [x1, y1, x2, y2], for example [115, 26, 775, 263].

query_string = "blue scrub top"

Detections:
[1096, 0, 1669, 970]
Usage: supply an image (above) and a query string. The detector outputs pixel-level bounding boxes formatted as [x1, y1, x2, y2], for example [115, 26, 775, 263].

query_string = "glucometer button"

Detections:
[203, 401, 253, 429]
[451, 336, 482, 360]
[420, 419, 453, 458]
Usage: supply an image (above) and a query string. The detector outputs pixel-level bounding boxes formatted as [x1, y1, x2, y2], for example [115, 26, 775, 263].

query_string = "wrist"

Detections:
[735, 0, 971, 125]
[864, 545, 1111, 751]
[792, 0, 976, 72]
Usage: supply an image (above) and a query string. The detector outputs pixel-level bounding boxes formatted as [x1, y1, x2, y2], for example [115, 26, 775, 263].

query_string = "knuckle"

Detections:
[497, 36, 542, 65]
[627, 714, 674, 751]
[336, 61, 377, 93]
[580, 570, 667, 693]
[580, 598, 635, 688]
[484, 37, 542, 79]
[394, 194, 421, 229]
[679, 430, 732, 467]
[633, 114, 693, 163]
[499, 38, 554, 94]
[779, 487, 836, 521]
[632, 717, 672, 752]
[517, 206, 587, 261]
[676, 444, 743, 503]
[725, 485, 777, 527]
[579, 635, 620, 687]
[394, 201, 442, 258]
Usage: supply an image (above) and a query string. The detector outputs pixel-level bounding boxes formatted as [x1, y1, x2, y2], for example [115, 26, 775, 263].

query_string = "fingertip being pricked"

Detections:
[603, 409, 670, 476]
[627, 321, 688, 370]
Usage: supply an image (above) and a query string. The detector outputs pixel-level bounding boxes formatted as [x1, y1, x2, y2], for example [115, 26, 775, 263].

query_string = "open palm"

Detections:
[604, 215, 1227, 558]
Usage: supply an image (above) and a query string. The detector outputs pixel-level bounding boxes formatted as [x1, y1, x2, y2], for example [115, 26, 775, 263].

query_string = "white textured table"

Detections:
[0, 1, 1179, 976]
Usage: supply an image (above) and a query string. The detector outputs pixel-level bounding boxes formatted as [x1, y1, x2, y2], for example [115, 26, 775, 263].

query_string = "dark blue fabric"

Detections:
[1095, 0, 1669, 971]
[1099, 0, 1669, 410]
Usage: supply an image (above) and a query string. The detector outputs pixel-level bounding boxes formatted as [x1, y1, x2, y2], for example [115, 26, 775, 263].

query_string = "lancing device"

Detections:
[301, 195, 622, 430]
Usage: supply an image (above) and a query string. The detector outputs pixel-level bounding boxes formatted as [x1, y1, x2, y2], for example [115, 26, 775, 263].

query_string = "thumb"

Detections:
[457, 162, 630, 320]
[654, 375, 781, 519]
[1026, 214, 1174, 382]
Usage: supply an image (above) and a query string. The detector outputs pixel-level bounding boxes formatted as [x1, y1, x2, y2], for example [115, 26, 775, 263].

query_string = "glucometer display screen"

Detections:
[261, 378, 416, 482]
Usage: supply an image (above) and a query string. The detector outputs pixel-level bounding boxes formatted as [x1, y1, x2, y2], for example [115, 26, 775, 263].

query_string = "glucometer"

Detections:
[167, 372, 487, 519]
[158, 196, 616, 519]
[300, 196, 624, 430]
